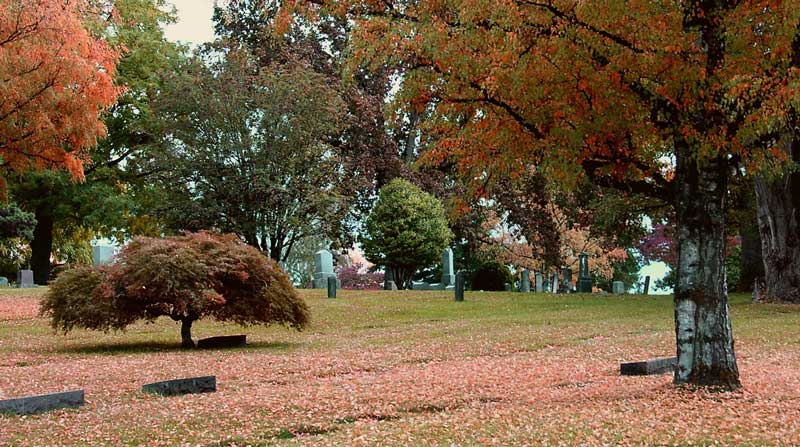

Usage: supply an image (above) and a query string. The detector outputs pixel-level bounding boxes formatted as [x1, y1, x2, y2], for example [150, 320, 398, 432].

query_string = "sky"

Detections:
[160, 1, 672, 294]
[163, 0, 216, 46]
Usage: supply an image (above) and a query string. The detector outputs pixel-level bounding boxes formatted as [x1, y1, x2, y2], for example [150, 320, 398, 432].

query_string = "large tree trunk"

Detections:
[181, 318, 195, 349]
[674, 151, 740, 389]
[754, 138, 800, 303]
[30, 206, 54, 285]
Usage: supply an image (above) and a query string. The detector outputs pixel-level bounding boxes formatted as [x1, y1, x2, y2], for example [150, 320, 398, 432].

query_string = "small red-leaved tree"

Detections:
[41, 232, 310, 348]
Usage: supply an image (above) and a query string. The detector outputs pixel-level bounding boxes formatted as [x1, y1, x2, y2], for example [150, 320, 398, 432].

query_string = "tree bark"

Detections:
[30, 206, 53, 285]
[755, 138, 800, 303]
[390, 266, 415, 290]
[674, 150, 741, 389]
[180, 318, 195, 349]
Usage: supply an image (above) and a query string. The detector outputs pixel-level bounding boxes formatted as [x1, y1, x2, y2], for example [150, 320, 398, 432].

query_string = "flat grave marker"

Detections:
[0, 390, 84, 415]
[620, 357, 677, 376]
[141, 376, 217, 397]
[197, 335, 247, 349]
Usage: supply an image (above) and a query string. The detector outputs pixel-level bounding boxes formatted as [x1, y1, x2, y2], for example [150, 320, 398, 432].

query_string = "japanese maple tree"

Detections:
[286, 0, 800, 389]
[0, 0, 120, 189]
[42, 232, 310, 348]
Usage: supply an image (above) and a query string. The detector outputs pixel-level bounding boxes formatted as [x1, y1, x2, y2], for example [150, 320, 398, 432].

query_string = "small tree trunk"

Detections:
[181, 318, 195, 349]
[674, 150, 740, 389]
[754, 138, 800, 303]
[30, 207, 54, 285]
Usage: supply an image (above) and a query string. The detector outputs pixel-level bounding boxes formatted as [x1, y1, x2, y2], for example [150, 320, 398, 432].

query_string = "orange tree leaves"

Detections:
[285, 0, 800, 197]
[0, 0, 121, 189]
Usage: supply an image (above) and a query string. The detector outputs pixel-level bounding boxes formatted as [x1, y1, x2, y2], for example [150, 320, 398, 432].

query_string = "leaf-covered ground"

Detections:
[1, 288, 799, 446]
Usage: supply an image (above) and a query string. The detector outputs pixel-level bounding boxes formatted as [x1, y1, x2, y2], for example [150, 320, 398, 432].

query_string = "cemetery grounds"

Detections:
[1, 288, 800, 446]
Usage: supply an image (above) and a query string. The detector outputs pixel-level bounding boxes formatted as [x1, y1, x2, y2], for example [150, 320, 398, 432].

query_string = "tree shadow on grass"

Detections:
[55, 340, 300, 355]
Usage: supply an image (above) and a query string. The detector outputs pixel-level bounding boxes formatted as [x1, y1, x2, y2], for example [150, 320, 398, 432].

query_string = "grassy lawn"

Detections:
[1, 288, 799, 446]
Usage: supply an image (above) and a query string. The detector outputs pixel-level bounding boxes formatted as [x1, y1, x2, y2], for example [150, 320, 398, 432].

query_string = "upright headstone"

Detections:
[520, 269, 531, 292]
[562, 267, 573, 292]
[92, 245, 115, 267]
[384, 270, 397, 290]
[441, 248, 456, 286]
[327, 276, 337, 299]
[312, 250, 337, 289]
[535, 271, 543, 293]
[0, 277, 7, 287]
[612, 281, 625, 295]
[454, 271, 465, 302]
[16, 270, 34, 288]
[577, 253, 593, 293]
[643, 275, 651, 295]
[543, 278, 551, 293]
[551, 272, 559, 294]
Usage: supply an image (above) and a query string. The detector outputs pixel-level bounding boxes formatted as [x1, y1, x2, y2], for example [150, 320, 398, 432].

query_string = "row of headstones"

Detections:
[309, 248, 459, 292]
[0, 376, 216, 416]
[308, 248, 651, 295]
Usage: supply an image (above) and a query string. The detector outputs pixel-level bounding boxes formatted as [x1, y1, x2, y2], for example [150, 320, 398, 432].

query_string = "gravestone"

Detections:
[535, 271, 543, 293]
[312, 250, 337, 289]
[384, 270, 397, 290]
[0, 277, 7, 287]
[612, 281, 625, 295]
[16, 270, 34, 288]
[561, 267, 573, 292]
[620, 357, 677, 376]
[141, 376, 216, 396]
[643, 275, 651, 295]
[441, 248, 455, 286]
[454, 271, 465, 302]
[577, 253, 593, 293]
[543, 278, 551, 293]
[0, 390, 84, 415]
[520, 269, 531, 293]
[327, 276, 337, 299]
[92, 245, 115, 267]
[412, 281, 431, 290]
[197, 335, 246, 349]
[551, 272, 559, 294]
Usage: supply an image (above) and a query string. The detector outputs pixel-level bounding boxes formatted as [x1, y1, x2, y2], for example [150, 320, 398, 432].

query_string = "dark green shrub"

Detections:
[471, 261, 513, 291]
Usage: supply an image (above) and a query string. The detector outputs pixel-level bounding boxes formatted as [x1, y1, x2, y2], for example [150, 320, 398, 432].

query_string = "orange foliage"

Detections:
[480, 204, 625, 281]
[0, 0, 121, 189]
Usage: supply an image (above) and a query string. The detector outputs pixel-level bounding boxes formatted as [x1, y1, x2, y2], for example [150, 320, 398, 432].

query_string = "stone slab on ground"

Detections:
[196, 335, 246, 349]
[0, 390, 84, 415]
[141, 376, 216, 396]
[620, 357, 677, 376]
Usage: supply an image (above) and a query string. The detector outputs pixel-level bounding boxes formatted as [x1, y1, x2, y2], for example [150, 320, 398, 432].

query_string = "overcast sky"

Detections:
[163, 0, 216, 46]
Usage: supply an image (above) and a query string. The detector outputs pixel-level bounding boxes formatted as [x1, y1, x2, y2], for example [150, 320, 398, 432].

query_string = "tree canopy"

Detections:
[361, 178, 453, 289]
[0, 0, 121, 189]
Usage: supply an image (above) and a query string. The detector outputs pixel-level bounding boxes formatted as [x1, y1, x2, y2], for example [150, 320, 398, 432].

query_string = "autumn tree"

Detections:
[479, 204, 626, 285]
[153, 46, 349, 262]
[361, 179, 453, 289]
[0, 0, 120, 189]
[41, 232, 310, 348]
[8, 0, 182, 284]
[286, 0, 800, 389]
